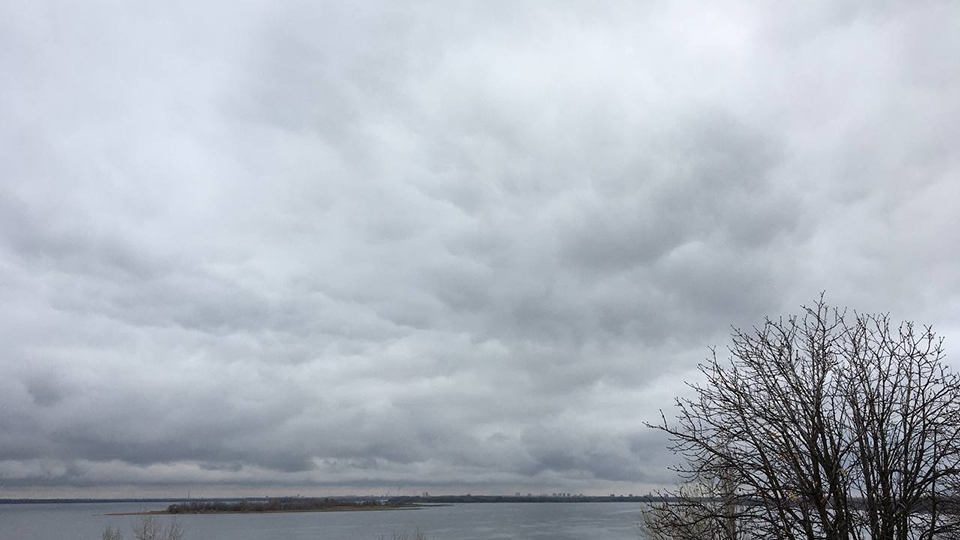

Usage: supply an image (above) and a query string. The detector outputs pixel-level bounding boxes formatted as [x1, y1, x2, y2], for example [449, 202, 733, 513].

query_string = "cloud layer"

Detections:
[2, 0, 959, 496]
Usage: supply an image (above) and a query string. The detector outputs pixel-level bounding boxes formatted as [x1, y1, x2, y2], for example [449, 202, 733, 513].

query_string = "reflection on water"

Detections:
[0, 502, 646, 540]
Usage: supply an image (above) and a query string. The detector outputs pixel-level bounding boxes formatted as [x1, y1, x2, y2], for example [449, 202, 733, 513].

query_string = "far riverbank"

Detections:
[111, 497, 426, 516]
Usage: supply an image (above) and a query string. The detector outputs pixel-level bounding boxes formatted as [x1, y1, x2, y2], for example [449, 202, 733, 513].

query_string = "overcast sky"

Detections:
[1, 0, 959, 498]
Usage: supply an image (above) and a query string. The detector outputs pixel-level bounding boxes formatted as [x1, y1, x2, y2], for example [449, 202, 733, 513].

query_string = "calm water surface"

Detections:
[0, 502, 646, 540]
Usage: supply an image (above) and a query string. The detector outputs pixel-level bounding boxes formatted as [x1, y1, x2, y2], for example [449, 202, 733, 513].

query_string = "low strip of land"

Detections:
[108, 498, 423, 516]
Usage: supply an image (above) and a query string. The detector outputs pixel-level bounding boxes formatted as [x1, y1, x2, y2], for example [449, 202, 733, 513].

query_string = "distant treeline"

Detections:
[389, 495, 672, 504]
[166, 497, 400, 514]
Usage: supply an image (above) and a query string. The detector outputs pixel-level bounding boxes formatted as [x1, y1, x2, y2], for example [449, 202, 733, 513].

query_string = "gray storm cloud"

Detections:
[1, 0, 959, 496]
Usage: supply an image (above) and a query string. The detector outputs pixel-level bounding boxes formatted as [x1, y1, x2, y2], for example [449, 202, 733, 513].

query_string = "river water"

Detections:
[0, 502, 647, 540]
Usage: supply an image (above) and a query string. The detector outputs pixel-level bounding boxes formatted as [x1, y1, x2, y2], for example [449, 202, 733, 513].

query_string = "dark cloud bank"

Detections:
[1, 1, 959, 497]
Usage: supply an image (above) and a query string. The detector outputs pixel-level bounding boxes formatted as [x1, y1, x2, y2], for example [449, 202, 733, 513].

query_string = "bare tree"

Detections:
[163, 517, 182, 540]
[380, 530, 428, 540]
[131, 516, 183, 540]
[640, 473, 742, 540]
[102, 525, 124, 540]
[645, 298, 960, 540]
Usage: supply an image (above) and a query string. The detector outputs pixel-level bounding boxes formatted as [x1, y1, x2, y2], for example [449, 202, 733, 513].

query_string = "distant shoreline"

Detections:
[107, 505, 422, 516]
[0, 496, 670, 505]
